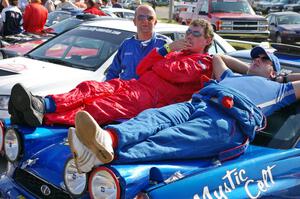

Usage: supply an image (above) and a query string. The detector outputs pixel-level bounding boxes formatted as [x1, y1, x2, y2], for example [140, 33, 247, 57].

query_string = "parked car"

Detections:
[266, 11, 300, 44]
[178, 0, 270, 41]
[45, 7, 83, 27]
[172, 3, 196, 21]
[102, 7, 135, 19]
[255, 0, 277, 14]
[0, 14, 109, 59]
[269, 0, 298, 13]
[284, 0, 300, 12]
[0, 19, 235, 119]
[0, 74, 300, 198]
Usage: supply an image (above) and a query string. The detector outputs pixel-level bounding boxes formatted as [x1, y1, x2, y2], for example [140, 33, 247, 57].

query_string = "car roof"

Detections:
[268, 11, 300, 16]
[102, 7, 135, 14]
[82, 18, 136, 32]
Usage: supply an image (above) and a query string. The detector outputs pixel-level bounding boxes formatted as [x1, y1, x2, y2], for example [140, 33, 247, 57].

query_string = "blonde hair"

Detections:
[190, 19, 214, 53]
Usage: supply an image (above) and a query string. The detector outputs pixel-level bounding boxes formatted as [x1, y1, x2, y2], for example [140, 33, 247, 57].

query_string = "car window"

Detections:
[48, 17, 83, 34]
[123, 12, 134, 19]
[28, 26, 134, 71]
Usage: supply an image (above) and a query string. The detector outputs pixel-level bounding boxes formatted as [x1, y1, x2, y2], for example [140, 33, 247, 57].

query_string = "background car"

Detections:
[268, 0, 297, 13]
[266, 11, 300, 43]
[0, 14, 109, 59]
[0, 19, 235, 119]
[102, 7, 135, 19]
[45, 7, 83, 27]
[284, 0, 300, 12]
[255, 0, 276, 14]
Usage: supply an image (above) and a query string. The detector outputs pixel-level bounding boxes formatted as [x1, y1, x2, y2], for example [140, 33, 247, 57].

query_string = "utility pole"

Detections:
[168, 0, 174, 23]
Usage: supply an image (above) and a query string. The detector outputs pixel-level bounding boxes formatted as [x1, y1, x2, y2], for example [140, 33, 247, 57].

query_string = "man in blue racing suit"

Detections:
[68, 46, 300, 173]
[105, 4, 171, 81]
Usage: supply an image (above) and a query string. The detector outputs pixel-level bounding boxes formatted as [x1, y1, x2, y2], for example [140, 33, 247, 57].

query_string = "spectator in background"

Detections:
[1, 0, 23, 36]
[83, 0, 106, 16]
[42, 0, 55, 12]
[74, 0, 87, 9]
[55, 0, 77, 10]
[0, 0, 9, 34]
[23, 0, 48, 34]
[17, 0, 27, 12]
[111, 0, 121, 8]
[105, 5, 171, 80]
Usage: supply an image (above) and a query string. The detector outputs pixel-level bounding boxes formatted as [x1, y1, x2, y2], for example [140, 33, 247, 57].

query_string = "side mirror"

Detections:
[270, 22, 276, 27]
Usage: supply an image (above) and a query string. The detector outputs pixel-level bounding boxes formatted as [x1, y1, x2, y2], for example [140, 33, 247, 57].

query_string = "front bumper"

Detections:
[217, 32, 270, 40]
[0, 174, 35, 199]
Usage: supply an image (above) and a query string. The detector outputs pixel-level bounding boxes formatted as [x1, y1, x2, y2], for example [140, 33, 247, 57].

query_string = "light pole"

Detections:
[168, 0, 174, 22]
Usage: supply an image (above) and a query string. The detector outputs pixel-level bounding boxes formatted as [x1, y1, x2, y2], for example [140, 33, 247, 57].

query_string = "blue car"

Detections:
[0, 48, 300, 198]
[0, 98, 300, 198]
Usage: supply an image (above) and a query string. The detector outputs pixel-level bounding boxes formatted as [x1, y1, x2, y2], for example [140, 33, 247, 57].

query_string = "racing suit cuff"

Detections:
[44, 96, 56, 113]
[157, 45, 169, 57]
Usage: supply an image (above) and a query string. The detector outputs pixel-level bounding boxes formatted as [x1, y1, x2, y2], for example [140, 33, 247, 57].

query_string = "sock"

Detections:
[44, 96, 56, 113]
[106, 129, 118, 149]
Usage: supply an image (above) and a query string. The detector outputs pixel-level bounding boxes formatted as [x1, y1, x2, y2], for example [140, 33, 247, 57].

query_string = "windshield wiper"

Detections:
[38, 58, 75, 67]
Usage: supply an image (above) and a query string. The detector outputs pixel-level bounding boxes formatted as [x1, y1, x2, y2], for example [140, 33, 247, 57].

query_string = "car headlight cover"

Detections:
[64, 158, 87, 196]
[89, 166, 120, 199]
[0, 121, 4, 152]
[4, 128, 21, 162]
[0, 95, 9, 110]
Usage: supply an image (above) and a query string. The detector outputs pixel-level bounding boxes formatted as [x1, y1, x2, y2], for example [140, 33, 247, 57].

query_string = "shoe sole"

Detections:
[75, 111, 113, 164]
[68, 128, 96, 174]
[10, 83, 43, 126]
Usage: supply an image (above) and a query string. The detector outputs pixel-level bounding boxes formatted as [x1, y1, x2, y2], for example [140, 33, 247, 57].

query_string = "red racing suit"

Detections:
[43, 49, 213, 126]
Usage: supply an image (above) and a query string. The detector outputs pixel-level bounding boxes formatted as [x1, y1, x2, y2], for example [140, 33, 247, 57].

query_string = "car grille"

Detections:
[232, 21, 259, 30]
[13, 168, 71, 199]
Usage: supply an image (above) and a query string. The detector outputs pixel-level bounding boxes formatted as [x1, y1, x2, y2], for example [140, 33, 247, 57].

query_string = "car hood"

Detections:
[0, 57, 97, 95]
[2, 39, 45, 55]
[211, 13, 266, 20]
[279, 24, 300, 31]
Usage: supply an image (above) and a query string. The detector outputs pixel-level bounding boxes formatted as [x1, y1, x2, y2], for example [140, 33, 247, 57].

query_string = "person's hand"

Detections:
[169, 39, 192, 52]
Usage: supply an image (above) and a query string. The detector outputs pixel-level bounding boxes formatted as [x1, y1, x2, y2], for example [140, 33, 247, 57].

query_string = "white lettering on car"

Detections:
[193, 165, 276, 199]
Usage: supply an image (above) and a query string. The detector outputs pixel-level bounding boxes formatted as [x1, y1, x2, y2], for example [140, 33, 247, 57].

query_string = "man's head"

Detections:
[185, 19, 214, 53]
[133, 5, 157, 40]
[247, 46, 281, 78]
[8, 0, 18, 6]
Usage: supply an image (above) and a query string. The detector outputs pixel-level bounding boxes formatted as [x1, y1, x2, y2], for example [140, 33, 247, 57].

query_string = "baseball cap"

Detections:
[250, 46, 281, 74]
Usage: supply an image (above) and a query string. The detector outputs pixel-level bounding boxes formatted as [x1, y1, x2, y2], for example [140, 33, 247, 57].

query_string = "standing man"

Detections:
[23, 0, 48, 34]
[105, 5, 171, 80]
[111, 0, 121, 8]
[1, 0, 23, 36]
[83, 0, 106, 16]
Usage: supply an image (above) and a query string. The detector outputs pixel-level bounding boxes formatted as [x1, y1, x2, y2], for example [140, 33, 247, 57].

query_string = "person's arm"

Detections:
[217, 54, 249, 74]
[105, 47, 123, 80]
[291, 81, 300, 99]
[212, 54, 230, 81]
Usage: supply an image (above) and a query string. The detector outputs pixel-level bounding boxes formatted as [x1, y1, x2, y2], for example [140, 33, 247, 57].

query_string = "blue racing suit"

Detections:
[106, 69, 297, 164]
[105, 33, 171, 81]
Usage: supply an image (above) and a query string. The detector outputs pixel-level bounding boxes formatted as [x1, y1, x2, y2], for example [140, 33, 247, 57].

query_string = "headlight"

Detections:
[89, 166, 120, 199]
[0, 95, 9, 110]
[259, 20, 268, 25]
[64, 158, 87, 197]
[0, 121, 4, 152]
[4, 128, 21, 162]
[282, 30, 297, 35]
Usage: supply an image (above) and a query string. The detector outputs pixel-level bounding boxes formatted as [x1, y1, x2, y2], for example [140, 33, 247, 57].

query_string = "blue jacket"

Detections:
[105, 33, 171, 81]
[192, 80, 265, 141]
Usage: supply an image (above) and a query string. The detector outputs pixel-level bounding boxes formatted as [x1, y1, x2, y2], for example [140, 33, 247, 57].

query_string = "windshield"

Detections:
[277, 14, 300, 25]
[28, 26, 134, 71]
[47, 16, 84, 34]
[211, 0, 255, 14]
[254, 101, 300, 149]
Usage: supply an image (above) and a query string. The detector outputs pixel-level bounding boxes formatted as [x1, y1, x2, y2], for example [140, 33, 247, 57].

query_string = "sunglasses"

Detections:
[254, 55, 270, 61]
[186, 29, 202, 37]
[137, 15, 155, 21]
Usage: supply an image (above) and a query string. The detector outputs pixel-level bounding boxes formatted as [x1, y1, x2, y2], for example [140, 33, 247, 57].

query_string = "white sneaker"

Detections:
[75, 111, 114, 164]
[68, 127, 103, 173]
